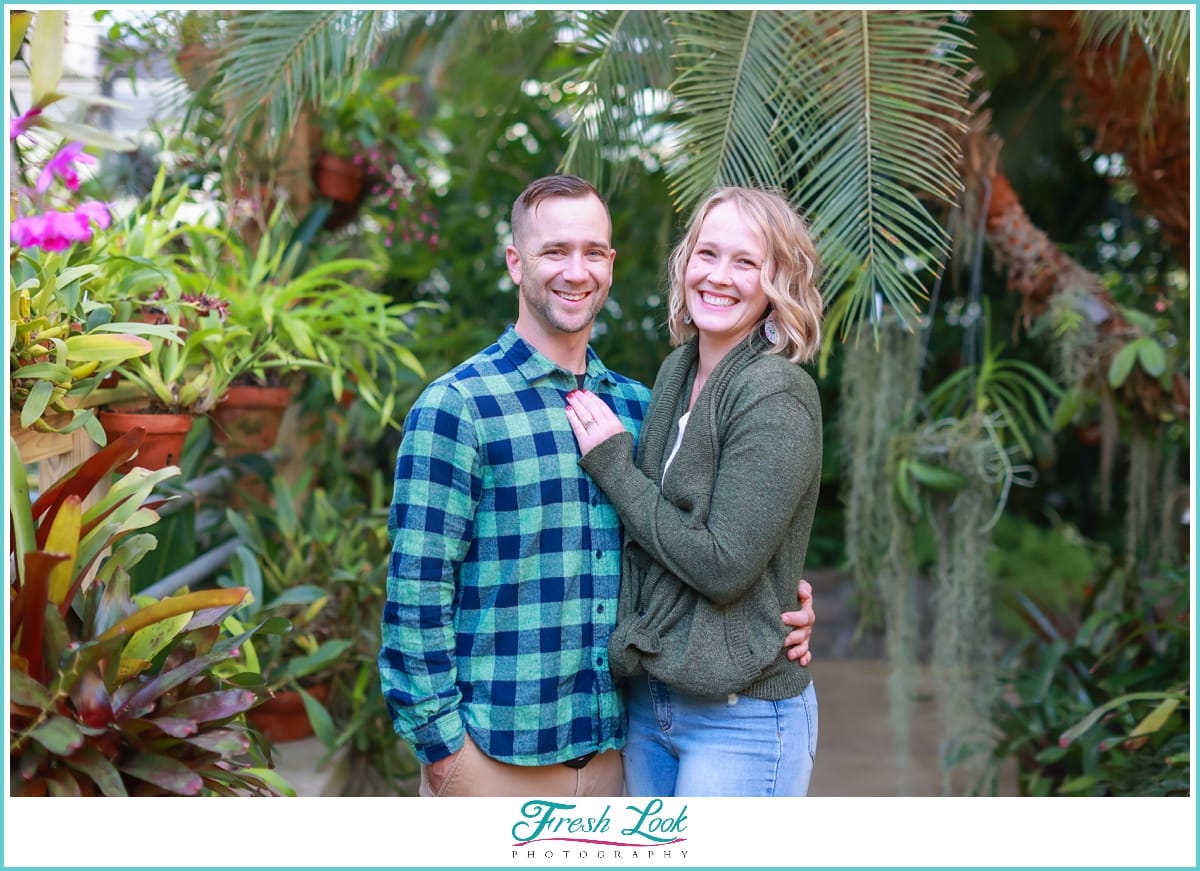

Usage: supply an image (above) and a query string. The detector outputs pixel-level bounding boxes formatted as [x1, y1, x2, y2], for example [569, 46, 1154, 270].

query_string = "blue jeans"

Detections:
[622, 674, 818, 797]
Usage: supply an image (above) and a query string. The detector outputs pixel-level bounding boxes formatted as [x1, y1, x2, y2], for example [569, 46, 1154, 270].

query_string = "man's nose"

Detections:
[562, 251, 588, 282]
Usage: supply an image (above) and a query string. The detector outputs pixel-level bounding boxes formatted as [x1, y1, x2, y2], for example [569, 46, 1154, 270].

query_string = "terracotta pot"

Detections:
[210, 384, 293, 454]
[98, 410, 196, 473]
[314, 153, 364, 204]
[247, 684, 331, 744]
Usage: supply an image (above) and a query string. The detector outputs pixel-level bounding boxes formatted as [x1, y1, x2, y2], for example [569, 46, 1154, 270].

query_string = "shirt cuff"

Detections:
[411, 710, 467, 765]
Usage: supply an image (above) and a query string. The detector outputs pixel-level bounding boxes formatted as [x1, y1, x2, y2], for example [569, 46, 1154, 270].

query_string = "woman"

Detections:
[564, 186, 824, 797]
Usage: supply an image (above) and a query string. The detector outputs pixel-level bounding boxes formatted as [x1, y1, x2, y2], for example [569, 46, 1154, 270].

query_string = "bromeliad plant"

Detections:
[8, 427, 287, 796]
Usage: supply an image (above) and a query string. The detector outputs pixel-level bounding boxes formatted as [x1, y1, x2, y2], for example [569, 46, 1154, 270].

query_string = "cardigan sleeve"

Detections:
[580, 385, 820, 606]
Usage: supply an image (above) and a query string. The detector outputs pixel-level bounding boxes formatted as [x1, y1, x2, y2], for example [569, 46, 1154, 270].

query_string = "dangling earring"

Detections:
[762, 314, 780, 345]
[682, 311, 693, 326]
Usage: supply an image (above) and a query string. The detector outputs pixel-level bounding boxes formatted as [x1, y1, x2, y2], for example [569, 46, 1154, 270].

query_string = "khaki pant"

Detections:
[419, 734, 624, 797]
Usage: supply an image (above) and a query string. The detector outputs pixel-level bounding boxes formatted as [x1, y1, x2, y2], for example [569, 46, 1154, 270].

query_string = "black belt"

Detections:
[562, 751, 598, 770]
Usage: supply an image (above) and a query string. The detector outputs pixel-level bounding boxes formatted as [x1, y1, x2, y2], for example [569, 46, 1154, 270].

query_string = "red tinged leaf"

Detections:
[181, 727, 252, 756]
[15, 553, 67, 682]
[31, 427, 146, 544]
[148, 717, 201, 739]
[118, 752, 203, 796]
[69, 669, 113, 729]
[159, 689, 259, 724]
[62, 744, 128, 797]
[113, 620, 263, 718]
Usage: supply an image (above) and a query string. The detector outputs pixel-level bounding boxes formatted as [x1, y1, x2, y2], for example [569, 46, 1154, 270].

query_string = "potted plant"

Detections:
[94, 296, 253, 472]
[193, 211, 426, 435]
[8, 427, 288, 795]
[7, 137, 175, 444]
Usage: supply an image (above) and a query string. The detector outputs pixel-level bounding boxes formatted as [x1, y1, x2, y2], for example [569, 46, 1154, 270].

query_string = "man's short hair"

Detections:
[511, 175, 609, 248]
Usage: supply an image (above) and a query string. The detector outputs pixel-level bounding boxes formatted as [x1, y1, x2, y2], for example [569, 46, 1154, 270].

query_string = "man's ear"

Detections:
[505, 245, 522, 285]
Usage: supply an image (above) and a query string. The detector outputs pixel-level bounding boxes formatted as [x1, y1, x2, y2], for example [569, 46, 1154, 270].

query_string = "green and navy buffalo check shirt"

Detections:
[380, 326, 650, 766]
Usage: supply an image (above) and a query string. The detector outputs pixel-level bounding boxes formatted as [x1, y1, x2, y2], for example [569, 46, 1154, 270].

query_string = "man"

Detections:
[379, 175, 816, 797]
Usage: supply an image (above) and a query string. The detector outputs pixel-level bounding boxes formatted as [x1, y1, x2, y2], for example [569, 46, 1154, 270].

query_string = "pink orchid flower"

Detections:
[9, 107, 43, 141]
[10, 202, 112, 252]
[35, 142, 96, 196]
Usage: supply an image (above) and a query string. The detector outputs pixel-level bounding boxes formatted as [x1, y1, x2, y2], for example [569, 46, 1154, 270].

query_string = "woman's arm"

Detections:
[567, 387, 820, 605]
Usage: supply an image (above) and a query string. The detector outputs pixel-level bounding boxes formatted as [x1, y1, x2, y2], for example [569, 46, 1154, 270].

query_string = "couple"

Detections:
[380, 175, 824, 798]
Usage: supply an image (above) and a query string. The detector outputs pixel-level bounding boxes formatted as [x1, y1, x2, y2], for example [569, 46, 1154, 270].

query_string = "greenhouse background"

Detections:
[6, 7, 1192, 843]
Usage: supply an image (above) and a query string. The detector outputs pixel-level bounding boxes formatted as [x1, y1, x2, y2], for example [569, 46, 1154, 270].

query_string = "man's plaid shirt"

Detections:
[380, 326, 650, 766]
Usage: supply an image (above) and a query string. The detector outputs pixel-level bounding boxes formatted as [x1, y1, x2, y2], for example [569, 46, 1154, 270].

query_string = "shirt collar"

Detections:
[499, 325, 617, 388]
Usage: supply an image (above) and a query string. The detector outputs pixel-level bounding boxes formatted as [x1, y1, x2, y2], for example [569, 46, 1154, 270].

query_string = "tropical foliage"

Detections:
[9, 6, 1188, 801]
[8, 428, 283, 796]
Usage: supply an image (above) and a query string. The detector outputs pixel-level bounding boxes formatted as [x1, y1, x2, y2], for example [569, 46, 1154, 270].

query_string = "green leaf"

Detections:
[27, 715, 85, 756]
[1059, 691, 1188, 746]
[30, 11, 65, 105]
[64, 333, 153, 363]
[120, 611, 193, 680]
[264, 585, 330, 609]
[282, 639, 353, 682]
[1135, 338, 1166, 377]
[299, 686, 338, 747]
[1107, 341, 1140, 387]
[1128, 698, 1180, 738]
[8, 668, 54, 708]
[906, 460, 968, 492]
[19, 380, 55, 429]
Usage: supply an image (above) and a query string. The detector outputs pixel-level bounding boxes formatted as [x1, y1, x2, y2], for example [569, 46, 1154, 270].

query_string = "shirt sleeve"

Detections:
[379, 381, 480, 764]
[580, 388, 820, 606]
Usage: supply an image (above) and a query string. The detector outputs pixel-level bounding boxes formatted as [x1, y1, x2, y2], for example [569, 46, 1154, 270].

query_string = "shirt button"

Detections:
[596, 605, 604, 614]
[595, 549, 603, 558]
[596, 656, 604, 666]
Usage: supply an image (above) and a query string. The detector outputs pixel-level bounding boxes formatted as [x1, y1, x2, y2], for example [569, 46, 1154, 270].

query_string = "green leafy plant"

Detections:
[990, 563, 1190, 796]
[190, 213, 425, 426]
[8, 427, 286, 796]
[8, 255, 156, 438]
[221, 465, 417, 791]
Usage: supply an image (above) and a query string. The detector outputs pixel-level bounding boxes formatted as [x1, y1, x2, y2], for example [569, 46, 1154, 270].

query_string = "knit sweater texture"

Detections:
[580, 332, 821, 700]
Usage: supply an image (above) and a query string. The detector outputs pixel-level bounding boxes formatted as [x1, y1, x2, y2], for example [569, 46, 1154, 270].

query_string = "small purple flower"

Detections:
[35, 142, 96, 196]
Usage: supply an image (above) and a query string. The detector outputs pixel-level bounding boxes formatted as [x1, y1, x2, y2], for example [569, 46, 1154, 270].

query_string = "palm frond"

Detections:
[777, 10, 974, 340]
[420, 11, 566, 184]
[1074, 9, 1191, 102]
[559, 10, 675, 193]
[666, 10, 804, 213]
[212, 10, 411, 162]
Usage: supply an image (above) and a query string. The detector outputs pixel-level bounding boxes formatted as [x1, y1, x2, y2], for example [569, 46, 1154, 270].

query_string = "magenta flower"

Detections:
[35, 142, 96, 196]
[74, 200, 113, 231]
[10, 107, 43, 141]
[9, 202, 112, 252]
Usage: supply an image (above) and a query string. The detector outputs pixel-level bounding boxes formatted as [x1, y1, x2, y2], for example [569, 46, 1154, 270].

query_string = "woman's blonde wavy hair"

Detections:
[665, 186, 823, 363]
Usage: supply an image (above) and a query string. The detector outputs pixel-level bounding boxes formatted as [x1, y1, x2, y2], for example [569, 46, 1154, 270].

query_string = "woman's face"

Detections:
[684, 201, 771, 351]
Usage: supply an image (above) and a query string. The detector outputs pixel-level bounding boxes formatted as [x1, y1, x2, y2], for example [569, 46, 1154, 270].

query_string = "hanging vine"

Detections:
[838, 317, 923, 792]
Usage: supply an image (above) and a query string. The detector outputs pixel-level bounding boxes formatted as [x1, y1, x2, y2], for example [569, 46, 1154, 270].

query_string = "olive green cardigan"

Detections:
[580, 333, 821, 700]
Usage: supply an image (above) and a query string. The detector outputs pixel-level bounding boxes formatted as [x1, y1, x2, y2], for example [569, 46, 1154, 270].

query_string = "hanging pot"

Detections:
[210, 384, 293, 455]
[313, 153, 364, 204]
[98, 410, 196, 474]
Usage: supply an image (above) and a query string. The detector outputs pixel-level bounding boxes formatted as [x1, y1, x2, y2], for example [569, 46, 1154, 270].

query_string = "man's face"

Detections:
[507, 194, 615, 340]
